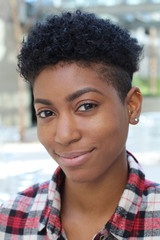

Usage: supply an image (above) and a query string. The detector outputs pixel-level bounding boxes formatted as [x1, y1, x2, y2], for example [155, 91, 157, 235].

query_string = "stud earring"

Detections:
[134, 117, 138, 122]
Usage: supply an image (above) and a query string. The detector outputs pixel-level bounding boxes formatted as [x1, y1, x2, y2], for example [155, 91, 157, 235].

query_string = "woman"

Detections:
[0, 10, 160, 240]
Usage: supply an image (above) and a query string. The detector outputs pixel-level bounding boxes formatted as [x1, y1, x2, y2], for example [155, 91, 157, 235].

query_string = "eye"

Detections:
[77, 103, 97, 112]
[36, 110, 54, 118]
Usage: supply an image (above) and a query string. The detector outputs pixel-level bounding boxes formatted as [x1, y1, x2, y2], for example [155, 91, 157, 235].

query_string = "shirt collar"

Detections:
[38, 166, 65, 237]
[38, 152, 145, 239]
[106, 152, 145, 239]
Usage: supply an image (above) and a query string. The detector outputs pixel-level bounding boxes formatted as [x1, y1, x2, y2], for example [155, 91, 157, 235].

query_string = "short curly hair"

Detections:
[18, 10, 143, 102]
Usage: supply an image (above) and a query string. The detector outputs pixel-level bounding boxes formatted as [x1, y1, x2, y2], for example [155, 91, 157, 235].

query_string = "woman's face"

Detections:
[33, 62, 130, 183]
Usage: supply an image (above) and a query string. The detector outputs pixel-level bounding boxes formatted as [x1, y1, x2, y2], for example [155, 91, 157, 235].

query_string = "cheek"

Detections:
[37, 127, 45, 146]
[37, 124, 52, 148]
[87, 112, 128, 146]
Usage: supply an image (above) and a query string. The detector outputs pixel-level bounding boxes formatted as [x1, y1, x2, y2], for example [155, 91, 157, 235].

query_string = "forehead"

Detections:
[33, 63, 125, 115]
[33, 62, 108, 91]
[33, 62, 120, 100]
[33, 61, 115, 87]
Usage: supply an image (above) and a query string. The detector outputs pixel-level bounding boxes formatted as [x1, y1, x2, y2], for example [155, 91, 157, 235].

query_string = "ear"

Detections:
[126, 86, 143, 125]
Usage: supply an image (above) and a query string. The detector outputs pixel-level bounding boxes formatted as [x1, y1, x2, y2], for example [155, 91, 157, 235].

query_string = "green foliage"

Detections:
[132, 77, 160, 96]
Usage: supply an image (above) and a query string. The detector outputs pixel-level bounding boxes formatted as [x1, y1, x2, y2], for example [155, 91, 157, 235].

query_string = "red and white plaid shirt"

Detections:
[0, 152, 160, 239]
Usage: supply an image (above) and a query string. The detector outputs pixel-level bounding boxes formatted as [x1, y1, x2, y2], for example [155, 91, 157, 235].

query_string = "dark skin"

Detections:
[61, 154, 128, 239]
[34, 62, 142, 240]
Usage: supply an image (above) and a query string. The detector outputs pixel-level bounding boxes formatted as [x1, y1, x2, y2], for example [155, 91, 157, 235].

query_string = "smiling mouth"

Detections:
[55, 148, 95, 167]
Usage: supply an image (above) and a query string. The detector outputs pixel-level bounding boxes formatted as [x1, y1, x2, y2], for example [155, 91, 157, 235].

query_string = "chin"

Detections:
[64, 168, 97, 184]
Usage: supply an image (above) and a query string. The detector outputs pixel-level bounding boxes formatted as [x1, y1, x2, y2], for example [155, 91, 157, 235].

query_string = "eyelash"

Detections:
[77, 102, 98, 112]
[36, 102, 98, 119]
[36, 110, 54, 119]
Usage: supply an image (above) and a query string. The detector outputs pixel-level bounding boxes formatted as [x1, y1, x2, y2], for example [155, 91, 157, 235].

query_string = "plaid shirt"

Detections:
[0, 152, 160, 240]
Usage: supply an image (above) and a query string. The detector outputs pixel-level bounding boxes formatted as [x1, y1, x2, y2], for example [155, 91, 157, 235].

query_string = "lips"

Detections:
[55, 148, 95, 167]
[57, 151, 91, 158]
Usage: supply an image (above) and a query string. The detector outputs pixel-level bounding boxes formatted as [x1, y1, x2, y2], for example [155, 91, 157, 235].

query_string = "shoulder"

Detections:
[20, 180, 49, 198]
[143, 179, 160, 194]
[0, 181, 49, 227]
[141, 179, 160, 212]
[1, 180, 49, 207]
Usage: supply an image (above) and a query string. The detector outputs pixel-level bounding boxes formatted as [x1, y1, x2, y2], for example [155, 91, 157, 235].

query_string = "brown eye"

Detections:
[37, 110, 53, 118]
[78, 103, 97, 112]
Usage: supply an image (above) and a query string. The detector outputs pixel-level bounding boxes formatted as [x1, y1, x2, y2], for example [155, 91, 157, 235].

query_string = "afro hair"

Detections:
[18, 10, 143, 101]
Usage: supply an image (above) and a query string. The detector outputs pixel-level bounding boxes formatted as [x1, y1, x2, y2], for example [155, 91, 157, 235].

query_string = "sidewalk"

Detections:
[0, 142, 58, 203]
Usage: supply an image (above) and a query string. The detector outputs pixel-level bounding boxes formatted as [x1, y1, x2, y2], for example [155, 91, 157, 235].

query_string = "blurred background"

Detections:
[0, 0, 160, 203]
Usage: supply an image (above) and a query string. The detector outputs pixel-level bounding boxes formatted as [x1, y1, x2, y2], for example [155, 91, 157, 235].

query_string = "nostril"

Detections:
[55, 130, 81, 145]
[55, 117, 81, 145]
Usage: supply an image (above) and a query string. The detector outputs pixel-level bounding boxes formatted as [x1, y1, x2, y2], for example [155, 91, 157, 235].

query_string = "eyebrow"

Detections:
[66, 87, 104, 102]
[34, 98, 52, 105]
[34, 87, 104, 105]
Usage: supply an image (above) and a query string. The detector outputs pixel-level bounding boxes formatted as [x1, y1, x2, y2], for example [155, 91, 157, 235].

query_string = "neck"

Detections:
[61, 153, 128, 218]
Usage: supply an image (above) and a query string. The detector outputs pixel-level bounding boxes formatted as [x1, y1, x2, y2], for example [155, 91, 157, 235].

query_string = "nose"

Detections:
[55, 113, 81, 145]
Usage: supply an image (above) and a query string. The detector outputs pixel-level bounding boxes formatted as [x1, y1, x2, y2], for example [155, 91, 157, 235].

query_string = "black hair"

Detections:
[17, 10, 143, 102]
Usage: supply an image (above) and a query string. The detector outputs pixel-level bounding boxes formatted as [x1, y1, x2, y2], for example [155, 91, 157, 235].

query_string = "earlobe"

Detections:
[126, 86, 143, 125]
